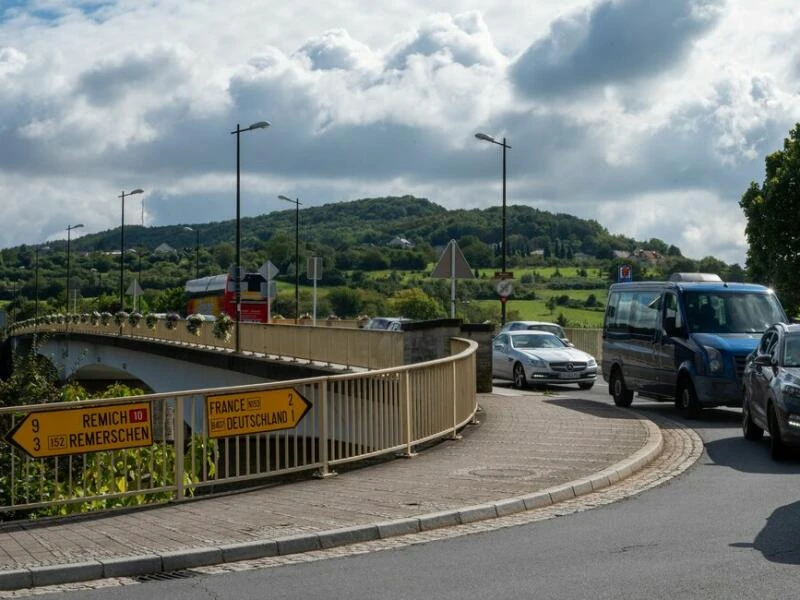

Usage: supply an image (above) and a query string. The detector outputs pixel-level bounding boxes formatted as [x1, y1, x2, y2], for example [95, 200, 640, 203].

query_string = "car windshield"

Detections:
[784, 335, 800, 368]
[684, 291, 785, 334]
[511, 333, 565, 349]
[526, 324, 564, 337]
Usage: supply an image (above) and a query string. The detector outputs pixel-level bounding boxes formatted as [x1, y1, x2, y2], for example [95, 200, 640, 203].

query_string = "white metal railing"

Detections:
[0, 338, 477, 519]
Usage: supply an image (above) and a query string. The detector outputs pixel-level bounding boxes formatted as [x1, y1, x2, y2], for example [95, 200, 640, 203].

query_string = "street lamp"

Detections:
[34, 246, 40, 348]
[475, 132, 511, 325]
[184, 226, 200, 279]
[65, 223, 84, 312]
[119, 188, 143, 311]
[231, 120, 270, 352]
[278, 195, 302, 323]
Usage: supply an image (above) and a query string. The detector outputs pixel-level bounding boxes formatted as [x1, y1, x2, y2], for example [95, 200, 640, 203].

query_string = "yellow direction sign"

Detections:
[6, 403, 153, 459]
[206, 388, 312, 439]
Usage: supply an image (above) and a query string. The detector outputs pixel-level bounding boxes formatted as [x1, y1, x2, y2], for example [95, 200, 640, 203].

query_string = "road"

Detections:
[14, 385, 800, 600]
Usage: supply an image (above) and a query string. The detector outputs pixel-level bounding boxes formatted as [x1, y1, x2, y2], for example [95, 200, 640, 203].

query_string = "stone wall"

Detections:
[400, 318, 494, 393]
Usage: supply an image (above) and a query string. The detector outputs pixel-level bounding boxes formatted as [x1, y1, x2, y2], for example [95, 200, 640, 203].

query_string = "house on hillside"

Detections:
[388, 236, 414, 249]
[154, 243, 176, 255]
[632, 248, 663, 264]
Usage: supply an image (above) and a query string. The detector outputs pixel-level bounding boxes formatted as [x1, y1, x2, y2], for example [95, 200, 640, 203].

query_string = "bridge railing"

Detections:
[0, 338, 477, 519]
[10, 318, 405, 370]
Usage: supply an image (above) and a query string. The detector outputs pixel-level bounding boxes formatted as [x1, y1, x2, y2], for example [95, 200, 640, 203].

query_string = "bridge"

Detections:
[0, 317, 493, 518]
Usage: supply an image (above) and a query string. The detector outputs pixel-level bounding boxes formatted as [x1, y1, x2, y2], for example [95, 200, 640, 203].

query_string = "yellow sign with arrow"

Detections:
[6, 403, 153, 459]
[206, 388, 312, 439]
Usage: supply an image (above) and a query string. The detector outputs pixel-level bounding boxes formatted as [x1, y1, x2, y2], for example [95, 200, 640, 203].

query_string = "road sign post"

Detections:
[307, 256, 322, 326]
[431, 240, 474, 318]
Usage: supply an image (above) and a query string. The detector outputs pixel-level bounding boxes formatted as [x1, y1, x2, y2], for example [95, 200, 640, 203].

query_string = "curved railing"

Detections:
[8, 316, 404, 370]
[0, 335, 477, 518]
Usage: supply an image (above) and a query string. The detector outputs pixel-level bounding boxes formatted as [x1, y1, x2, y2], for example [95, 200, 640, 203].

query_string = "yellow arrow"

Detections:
[206, 388, 312, 439]
[5, 403, 153, 459]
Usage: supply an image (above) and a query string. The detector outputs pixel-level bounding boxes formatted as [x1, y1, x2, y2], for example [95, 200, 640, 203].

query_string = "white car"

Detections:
[498, 320, 572, 346]
[363, 317, 410, 331]
[492, 330, 597, 390]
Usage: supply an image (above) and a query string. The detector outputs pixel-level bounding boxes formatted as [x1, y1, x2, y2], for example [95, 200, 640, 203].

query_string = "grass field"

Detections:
[474, 299, 606, 328]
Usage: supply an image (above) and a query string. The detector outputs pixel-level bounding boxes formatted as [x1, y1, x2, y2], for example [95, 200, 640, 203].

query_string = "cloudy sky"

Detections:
[1, 0, 799, 265]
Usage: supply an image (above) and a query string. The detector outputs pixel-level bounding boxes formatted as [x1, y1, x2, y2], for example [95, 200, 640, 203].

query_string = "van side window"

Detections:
[606, 292, 633, 333]
[629, 291, 660, 336]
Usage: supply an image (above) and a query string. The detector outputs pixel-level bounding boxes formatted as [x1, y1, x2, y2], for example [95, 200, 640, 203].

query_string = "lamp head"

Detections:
[475, 132, 494, 143]
[130, 188, 144, 195]
[247, 121, 271, 131]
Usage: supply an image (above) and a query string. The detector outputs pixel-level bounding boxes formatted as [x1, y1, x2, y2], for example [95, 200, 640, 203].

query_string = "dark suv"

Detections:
[742, 322, 800, 460]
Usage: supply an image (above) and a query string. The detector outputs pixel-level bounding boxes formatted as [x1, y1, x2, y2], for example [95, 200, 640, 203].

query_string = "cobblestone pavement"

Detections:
[0, 391, 702, 594]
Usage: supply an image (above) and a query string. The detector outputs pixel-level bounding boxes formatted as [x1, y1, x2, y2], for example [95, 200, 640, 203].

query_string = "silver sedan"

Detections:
[492, 330, 598, 390]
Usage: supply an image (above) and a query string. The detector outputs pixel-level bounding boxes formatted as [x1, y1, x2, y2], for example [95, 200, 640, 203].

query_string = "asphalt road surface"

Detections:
[13, 384, 800, 600]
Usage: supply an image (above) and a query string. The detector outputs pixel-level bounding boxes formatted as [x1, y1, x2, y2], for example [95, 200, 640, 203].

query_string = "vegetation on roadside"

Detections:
[0, 348, 217, 521]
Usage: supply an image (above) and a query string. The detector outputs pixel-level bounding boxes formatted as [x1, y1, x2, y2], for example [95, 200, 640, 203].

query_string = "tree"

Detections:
[388, 288, 443, 320]
[740, 124, 800, 316]
[149, 287, 186, 314]
[326, 287, 364, 318]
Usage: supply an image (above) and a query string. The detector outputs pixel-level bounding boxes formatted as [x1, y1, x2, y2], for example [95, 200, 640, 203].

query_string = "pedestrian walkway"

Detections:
[0, 391, 664, 591]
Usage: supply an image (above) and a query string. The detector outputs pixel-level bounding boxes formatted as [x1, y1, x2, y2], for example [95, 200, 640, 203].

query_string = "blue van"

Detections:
[602, 273, 787, 415]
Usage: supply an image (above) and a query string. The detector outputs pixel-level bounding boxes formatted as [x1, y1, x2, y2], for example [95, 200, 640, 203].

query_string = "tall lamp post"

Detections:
[278, 195, 302, 323]
[475, 132, 511, 325]
[118, 188, 143, 311]
[183, 227, 200, 279]
[231, 120, 270, 352]
[65, 223, 84, 312]
[34, 246, 40, 348]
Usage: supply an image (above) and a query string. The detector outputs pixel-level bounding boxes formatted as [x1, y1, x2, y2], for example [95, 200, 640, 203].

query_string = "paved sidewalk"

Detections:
[0, 391, 664, 591]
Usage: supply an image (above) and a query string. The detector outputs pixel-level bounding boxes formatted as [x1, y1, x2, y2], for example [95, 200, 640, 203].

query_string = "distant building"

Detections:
[388, 236, 414, 249]
[632, 248, 663, 264]
[613, 250, 631, 259]
[154, 243, 176, 255]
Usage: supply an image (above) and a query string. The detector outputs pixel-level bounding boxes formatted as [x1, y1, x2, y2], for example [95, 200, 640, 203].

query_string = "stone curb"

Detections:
[0, 418, 663, 591]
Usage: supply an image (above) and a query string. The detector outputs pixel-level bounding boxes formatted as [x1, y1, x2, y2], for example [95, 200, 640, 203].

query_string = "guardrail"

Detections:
[8, 318, 405, 370]
[0, 338, 477, 519]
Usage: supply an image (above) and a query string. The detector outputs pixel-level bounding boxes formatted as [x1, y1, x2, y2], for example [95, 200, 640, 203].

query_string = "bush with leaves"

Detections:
[1, 373, 219, 520]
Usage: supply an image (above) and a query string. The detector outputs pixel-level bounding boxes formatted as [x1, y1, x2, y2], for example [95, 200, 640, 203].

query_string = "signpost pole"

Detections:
[450, 242, 456, 318]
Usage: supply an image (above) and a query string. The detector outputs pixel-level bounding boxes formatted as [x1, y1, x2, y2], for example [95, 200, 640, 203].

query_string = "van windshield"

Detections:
[684, 291, 785, 334]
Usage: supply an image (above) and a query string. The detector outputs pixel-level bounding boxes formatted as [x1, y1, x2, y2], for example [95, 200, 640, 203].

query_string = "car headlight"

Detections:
[587, 357, 597, 368]
[703, 346, 723, 375]
[527, 356, 547, 368]
[781, 384, 800, 400]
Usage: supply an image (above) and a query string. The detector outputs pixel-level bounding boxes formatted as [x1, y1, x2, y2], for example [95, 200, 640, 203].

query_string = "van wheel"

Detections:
[676, 379, 701, 418]
[512, 363, 528, 390]
[742, 390, 764, 441]
[610, 369, 633, 407]
[768, 405, 786, 461]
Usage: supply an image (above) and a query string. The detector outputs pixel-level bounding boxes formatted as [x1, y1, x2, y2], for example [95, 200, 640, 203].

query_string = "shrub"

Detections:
[145, 313, 158, 330]
[186, 314, 204, 336]
[213, 313, 233, 341]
